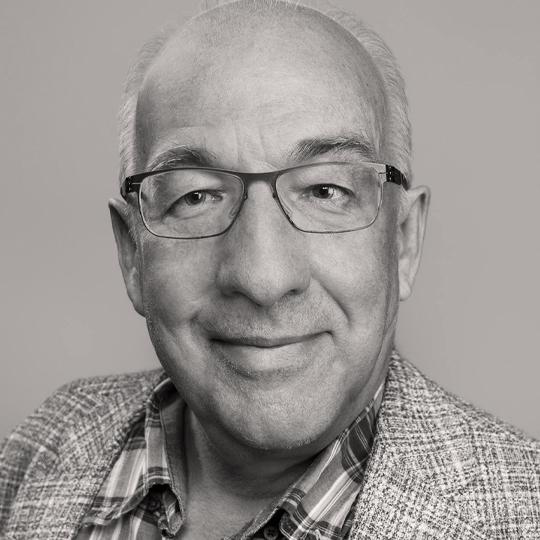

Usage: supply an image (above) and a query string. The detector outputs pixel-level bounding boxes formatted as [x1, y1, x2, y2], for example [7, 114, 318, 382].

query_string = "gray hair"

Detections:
[118, 0, 412, 184]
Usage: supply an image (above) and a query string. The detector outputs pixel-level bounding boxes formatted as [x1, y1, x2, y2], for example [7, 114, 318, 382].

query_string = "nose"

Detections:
[215, 182, 311, 307]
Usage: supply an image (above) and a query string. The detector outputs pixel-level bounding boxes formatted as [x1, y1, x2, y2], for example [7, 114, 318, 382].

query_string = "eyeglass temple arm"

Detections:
[121, 176, 143, 200]
[385, 165, 409, 190]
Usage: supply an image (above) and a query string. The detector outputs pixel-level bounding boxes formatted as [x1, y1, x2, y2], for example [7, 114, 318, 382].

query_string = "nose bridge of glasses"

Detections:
[236, 170, 281, 200]
[228, 169, 301, 236]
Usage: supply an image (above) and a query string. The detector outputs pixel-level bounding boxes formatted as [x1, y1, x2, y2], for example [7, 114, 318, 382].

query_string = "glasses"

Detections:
[121, 161, 408, 239]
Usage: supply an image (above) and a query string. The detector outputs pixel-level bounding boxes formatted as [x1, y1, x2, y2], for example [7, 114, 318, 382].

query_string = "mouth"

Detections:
[212, 333, 321, 349]
[208, 331, 328, 379]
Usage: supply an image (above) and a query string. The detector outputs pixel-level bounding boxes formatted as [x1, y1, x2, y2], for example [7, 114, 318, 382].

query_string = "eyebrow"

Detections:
[289, 134, 377, 163]
[148, 146, 215, 170]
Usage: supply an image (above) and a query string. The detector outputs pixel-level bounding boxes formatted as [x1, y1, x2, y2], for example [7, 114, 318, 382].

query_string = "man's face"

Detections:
[113, 8, 427, 454]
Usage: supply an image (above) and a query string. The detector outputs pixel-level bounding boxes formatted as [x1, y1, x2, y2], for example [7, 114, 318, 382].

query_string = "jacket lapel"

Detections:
[348, 443, 486, 540]
[349, 358, 487, 540]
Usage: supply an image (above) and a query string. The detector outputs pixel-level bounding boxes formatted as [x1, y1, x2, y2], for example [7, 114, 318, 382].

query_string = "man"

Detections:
[1, 0, 538, 538]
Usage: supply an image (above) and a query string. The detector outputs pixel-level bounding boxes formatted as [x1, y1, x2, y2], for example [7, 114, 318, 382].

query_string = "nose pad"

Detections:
[233, 181, 290, 233]
[228, 191, 248, 220]
[270, 187, 296, 229]
[271, 185, 294, 223]
[275, 196, 293, 222]
[230, 179, 294, 232]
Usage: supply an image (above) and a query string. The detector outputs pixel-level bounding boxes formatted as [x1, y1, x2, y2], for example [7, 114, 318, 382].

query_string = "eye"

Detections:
[166, 189, 223, 216]
[183, 191, 208, 205]
[310, 184, 348, 199]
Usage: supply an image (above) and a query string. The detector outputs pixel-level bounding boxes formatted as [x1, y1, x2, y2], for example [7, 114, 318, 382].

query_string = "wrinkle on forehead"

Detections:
[135, 2, 387, 168]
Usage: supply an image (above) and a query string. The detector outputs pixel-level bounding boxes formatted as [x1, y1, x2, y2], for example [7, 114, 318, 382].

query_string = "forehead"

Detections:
[135, 6, 386, 169]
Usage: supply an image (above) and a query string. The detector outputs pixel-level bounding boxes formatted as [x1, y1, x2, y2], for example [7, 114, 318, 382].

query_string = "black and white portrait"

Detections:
[1, 1, 539, 538]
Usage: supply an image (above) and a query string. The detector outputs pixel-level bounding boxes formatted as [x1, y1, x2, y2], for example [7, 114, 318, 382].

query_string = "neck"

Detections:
[185, 410, 314, 503]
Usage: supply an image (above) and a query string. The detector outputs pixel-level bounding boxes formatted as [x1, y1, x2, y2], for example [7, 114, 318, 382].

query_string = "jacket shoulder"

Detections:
[391, 359, 540, 452]
[2, 368, 165, 456]
[385, 357, 540, 536]
[55, 368, 166, 405]
[0, 369, 164, 528]
[397, 357, 539, 451]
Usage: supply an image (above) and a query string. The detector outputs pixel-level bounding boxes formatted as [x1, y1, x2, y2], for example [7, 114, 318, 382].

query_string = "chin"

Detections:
[213, 379, 344, 453]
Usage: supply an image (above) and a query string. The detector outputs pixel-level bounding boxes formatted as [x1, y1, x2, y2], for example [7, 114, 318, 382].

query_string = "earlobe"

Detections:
[397, 186, 430, 301]
[109, 198, 145, 316]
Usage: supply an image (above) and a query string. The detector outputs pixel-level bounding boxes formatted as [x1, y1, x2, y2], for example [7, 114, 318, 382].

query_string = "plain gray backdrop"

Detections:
[1, 0, 539, 440]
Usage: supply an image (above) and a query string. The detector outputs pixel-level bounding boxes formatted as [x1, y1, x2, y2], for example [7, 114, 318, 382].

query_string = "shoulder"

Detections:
[0, 369, 165, 531]
[393, 357, 539, 452]
[0, 369, 164, 490]
[6, 369, 164, 445]
[50, 368, 166, 409]
[383, 356, 540, 526]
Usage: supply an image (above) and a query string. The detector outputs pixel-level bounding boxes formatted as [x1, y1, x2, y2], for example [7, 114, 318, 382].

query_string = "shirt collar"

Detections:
[83, 377, 181, 525]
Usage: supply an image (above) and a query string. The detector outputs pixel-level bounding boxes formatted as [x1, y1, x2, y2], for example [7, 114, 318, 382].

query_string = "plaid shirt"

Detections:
[76, 360, 388, 540]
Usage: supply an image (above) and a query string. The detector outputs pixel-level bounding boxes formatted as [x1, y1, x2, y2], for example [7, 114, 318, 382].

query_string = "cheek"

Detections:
[138, 238, 219, 328]
[310, 225, 399, 331]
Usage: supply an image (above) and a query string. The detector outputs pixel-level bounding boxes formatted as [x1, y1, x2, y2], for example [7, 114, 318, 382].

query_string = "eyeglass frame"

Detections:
[120, 161, 409, 239]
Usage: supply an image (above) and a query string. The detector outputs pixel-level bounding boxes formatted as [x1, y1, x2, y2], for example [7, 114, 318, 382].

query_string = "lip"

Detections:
[212, 333, 320, 348]
[209, 332, 327, 379]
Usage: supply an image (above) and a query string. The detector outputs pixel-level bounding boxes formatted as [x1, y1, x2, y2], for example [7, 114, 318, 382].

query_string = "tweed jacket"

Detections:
[1, 357, 539, 539]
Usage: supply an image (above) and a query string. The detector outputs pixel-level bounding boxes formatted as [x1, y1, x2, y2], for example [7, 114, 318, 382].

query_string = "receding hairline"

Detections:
[136, 2, 387, 172]
[146, 0, 379, 83]
[118, 0, 412, 187]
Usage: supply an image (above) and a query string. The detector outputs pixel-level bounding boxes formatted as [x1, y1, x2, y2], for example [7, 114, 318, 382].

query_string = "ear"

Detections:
[397, 185, 430, 301]
[109, 198, 145, 316]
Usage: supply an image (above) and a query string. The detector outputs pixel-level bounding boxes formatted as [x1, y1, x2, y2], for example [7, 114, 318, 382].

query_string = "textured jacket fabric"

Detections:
[1, 357, 539, 539]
